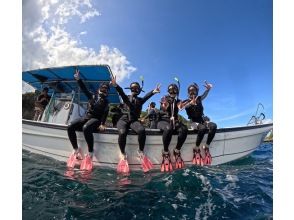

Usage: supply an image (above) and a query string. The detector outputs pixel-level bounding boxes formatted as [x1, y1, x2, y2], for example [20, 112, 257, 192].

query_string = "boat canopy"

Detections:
[22, 65, 121, 104]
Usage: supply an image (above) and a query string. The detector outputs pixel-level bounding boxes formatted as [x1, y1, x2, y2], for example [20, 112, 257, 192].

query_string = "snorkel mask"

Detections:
[168, 84, 179, 98]
[98, 83, 110, 97]
[130, 82, 141, 96]
[188, 83, 199, 98]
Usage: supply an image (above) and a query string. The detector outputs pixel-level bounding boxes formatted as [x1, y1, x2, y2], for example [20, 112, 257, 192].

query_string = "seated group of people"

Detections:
[54, 69, 217, 173]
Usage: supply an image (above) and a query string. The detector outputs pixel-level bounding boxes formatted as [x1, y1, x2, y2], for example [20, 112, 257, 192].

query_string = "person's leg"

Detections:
[195, 123, 207, 149]
[158, 120, 173, 172]
[67, 117, 87, 150]
[116, 118, 129, 155]
[66, 117, 87, 168]
[82, 118, 101, 153]
[206, 122, 217, 146]
[175, 123, 188, 151]
[157, 120, 173, 152]
[130, 121, 146, 152]
[202, 122, 217, 165]
[192, 123, 207, 166]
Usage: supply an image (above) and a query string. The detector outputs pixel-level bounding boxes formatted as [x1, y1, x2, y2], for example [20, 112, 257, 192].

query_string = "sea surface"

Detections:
[23, 143, 273, 220]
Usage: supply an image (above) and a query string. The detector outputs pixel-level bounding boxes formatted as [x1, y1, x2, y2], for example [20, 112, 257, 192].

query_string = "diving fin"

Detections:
[173, 149, 184, 169]
[80, 154, 93, 171]
[203, 148, 212, 165]
[138, 150, 153, 172]
[67, 148, 83, 168]
[192, 149, 204, 166]
[117, 155, 130, 174]
[161, 151, 173, 172]
[67, 153, 76, 168]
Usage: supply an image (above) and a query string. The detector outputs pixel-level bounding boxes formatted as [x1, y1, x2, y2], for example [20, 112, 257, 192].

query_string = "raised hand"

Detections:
[110, 75, 117, 87]
[74, 69, 80, 80]
[203, 80, 213, 90]
[153, 83, 161, 94]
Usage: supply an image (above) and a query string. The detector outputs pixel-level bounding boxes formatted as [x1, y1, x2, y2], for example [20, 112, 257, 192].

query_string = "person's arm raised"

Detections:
[201, 80, 212, 101]
[75, 69, 92, 100]
[110, 75, 130, 105]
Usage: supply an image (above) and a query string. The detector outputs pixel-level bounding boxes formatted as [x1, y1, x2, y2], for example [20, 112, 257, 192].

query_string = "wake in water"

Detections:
[23, 143, 272, 219]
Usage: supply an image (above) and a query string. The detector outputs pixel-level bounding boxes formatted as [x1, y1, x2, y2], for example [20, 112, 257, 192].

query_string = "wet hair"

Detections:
[150, 102, 156, 108]
[187, 83, 199, 93]
[130, 82, 141, 88]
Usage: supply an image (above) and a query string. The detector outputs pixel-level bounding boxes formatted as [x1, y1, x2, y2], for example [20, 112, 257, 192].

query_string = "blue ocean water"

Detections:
[22, 143, 273, 220]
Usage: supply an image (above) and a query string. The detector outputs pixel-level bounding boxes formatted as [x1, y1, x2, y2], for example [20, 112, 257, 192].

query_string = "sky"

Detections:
[22, 0, 273, 128]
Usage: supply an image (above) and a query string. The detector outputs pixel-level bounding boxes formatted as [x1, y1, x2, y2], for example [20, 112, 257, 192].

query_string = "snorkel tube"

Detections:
[174, 77, 180, 99]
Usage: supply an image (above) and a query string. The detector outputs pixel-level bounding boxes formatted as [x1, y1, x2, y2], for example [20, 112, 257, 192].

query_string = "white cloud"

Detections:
[79, 31, 87, 35]
[23, 0, 136, 86]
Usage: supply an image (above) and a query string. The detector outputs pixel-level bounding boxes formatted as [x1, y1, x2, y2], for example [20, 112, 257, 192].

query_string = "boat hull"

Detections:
[22, 120, 272, 170]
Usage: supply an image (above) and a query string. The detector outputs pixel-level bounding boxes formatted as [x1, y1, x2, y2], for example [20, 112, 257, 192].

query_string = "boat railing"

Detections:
[247, 103, 266, 125]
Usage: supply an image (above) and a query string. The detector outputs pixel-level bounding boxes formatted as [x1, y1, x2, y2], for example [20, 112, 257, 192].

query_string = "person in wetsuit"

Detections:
[66, 69, 110, 171]
[184, 81, 217, 165]
[33, 87, 51, 121]
[142, 102, 159, 129]
[109, 104, 123, 127]
[110, 75, 160, 173]
[157, 83, 188, 172]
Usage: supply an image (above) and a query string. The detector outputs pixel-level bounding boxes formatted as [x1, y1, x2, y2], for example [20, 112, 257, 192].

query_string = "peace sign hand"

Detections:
[203, 80, 213, 90]
[153, 83, 161, 94]
[74, 69, 80, 80]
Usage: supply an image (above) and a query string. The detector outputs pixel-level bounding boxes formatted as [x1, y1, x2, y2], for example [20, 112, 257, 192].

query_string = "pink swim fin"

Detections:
[192, 149, 204, 166]
[80, 155, 93, 171]
[141, 155, 153, 172]
[161, 152, 173, 172]
[204, 148, 212, 165]
[117, 159, 130, 174]
[173, 150, 184, 169]
[67, 153, 77, 168]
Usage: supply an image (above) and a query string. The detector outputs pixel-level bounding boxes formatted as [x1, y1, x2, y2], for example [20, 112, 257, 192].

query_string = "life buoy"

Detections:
[64, 103, 71, 110]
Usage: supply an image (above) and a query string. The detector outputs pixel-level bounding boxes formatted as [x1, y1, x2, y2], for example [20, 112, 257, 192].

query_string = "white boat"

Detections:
[22, 65, 273, 170]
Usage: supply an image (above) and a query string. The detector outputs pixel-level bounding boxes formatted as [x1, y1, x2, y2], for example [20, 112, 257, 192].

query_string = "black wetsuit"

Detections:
[67, 79, 109, 153]
[114, 84, 154, 154]
[184, 96, 217, 147]
[146, 108, 159, 129]
[109, 105, 123, 127]
[157, 95, 188, 152]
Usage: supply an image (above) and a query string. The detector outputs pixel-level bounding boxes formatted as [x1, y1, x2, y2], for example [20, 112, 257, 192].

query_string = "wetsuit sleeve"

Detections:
[184, 99, 192, 109]
[114, 84, 131, 105]
[77, 79, 92, 100]
[101, 104, 109, 125]
[201, 90, 210, 101]
[141, 90, 154, 104]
